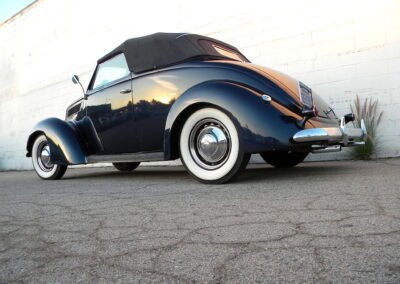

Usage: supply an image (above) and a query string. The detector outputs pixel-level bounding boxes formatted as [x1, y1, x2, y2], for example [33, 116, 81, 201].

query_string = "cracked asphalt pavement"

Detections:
[1, 158, 400, 283]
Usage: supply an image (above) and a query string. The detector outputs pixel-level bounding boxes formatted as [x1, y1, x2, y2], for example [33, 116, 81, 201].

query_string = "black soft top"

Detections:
[97, 32, 249, 74]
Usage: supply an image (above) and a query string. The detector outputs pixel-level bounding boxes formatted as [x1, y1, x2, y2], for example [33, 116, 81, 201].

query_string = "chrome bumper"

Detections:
[293, 117, 367, 153]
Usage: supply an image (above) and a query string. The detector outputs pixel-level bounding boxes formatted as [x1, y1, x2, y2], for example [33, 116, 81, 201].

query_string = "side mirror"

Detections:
[72, 75, 80, 84]
[71, 75, 86, 99]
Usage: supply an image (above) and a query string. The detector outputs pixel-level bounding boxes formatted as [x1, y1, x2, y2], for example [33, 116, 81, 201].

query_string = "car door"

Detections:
[130, 71, 181, 152]
[85, 53, 138, 154]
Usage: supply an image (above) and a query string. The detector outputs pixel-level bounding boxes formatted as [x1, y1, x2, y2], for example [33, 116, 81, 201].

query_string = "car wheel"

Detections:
[113, 162, 140, 172]
[260, 151, 308, 168]
[179, 107, 250, 184]
[32, 135, 67, 180]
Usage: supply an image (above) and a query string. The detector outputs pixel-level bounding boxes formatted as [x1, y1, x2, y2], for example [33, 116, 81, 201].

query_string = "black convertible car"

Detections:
[26, 32, 366, 183]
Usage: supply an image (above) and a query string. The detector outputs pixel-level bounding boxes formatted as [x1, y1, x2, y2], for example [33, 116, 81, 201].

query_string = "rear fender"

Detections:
[26, 118, 87, 165]
[164, 80, 304, 160]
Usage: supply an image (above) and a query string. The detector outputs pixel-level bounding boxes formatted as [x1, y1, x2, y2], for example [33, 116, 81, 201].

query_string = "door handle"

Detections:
[120, 89, 131, 94]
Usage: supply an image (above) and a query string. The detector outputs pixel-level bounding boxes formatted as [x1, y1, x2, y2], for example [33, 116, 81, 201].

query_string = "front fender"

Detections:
[26, 118, 87, 165]
[164, 80, 304, 159]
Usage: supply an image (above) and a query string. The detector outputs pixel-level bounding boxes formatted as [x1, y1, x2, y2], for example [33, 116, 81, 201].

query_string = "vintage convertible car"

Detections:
[26, 33, 366, 183]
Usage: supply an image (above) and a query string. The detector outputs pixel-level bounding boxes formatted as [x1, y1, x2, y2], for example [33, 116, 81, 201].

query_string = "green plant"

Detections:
[349, 95, 383, 160]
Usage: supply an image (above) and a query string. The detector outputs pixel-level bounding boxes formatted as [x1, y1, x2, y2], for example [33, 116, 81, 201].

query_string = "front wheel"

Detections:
[260, 151, 308, 168]
[179, 107, 250, 184]
[32, 135, 67, 180]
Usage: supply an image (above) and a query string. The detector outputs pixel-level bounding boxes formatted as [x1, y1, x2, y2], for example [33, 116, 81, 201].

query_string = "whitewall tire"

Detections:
[179, 107, 249, 184]
[32, 135, 67, 180]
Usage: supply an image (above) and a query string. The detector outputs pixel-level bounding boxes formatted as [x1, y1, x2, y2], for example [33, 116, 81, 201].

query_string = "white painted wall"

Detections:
[1, 0, 399, 170]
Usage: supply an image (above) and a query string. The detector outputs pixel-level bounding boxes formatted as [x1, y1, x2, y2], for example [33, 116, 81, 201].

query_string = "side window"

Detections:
[92, 53, 129, 89]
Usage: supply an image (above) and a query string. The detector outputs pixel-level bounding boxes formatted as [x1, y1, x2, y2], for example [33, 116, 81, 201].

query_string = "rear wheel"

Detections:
[113, 162, 140, 172]
[179, 107, 249, 184]
[32, 135, 67, 180]
[260, 151, 308, 168]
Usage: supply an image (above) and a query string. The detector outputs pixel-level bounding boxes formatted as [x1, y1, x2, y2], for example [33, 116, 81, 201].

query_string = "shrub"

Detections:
[349, 95, 383, 160]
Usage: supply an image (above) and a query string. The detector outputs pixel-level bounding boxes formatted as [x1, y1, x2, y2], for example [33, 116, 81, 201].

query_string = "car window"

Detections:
[198, 39, 248, 62]
[211, 44, 246, 62]
[92, 53, 129, 89]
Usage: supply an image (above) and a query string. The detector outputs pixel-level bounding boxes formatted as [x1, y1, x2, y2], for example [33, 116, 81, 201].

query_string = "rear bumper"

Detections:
[293, 118, 367, 153]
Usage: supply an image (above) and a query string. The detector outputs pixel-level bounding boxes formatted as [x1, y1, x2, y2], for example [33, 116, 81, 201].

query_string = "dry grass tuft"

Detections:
[349, 95, 383, 160]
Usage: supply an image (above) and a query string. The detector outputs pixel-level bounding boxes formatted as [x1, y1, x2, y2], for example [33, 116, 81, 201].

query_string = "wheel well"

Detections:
[26, 131, 44, 157]
[169, 103, 216, 160]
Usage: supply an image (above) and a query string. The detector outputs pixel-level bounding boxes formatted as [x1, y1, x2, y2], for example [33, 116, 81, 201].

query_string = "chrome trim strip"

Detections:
[87, 152, 164, 163]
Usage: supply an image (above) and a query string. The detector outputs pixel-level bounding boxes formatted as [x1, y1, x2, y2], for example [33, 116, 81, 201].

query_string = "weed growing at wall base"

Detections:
[350, 95, 383, 160]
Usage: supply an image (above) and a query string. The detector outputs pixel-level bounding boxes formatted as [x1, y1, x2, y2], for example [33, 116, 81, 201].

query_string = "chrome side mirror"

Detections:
[72, 75, 80, 84]
[71, 75, 86, 99]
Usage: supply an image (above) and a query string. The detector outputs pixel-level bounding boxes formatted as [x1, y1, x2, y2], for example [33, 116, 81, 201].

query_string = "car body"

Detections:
[26, 32, 366, 183]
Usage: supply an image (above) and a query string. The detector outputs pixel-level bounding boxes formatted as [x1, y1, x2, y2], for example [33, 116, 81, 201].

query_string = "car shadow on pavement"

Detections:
[63, 162, 350, 184]
[237, 163, 349, 184]
[63, 167, 188, 180]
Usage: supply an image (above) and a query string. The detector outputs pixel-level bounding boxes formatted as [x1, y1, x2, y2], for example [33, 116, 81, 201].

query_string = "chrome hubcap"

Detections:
[197, 127, 228, 162]
[37, 142, 54, 172]
[189, 119, 231, 170]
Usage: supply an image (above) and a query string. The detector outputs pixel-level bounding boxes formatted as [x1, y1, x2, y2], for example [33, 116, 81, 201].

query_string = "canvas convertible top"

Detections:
[97, 32, 249, 74]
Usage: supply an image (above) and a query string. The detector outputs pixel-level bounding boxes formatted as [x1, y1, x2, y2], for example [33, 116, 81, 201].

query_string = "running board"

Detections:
[87, 152, 164, 163]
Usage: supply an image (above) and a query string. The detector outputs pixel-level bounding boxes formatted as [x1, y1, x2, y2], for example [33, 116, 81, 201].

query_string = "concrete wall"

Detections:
[1, 0, 399, 170]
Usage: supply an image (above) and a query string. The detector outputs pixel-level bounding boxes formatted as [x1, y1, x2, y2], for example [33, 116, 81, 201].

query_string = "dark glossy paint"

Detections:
[26, 118, 87, 165]
[129, 61, 295, 153]
[29, 60, 338, 165]
[85, 76, 137, 154]
[122, 60, 336, 158]
[164, 81, 290, 159]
